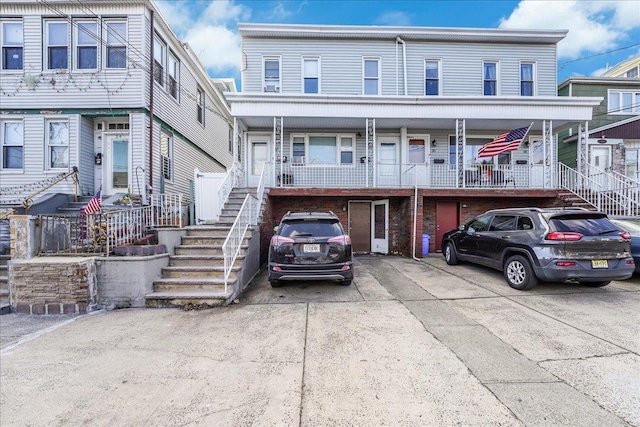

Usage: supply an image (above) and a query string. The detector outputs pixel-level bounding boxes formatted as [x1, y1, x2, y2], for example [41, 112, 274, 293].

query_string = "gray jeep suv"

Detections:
[441, 207, 635, 290]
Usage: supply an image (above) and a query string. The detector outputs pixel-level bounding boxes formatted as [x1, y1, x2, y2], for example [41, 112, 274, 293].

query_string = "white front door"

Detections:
[371, 199, 389, 254]
[589, 145, 612, 189]
[529, 138, 545, 188]
[377, 140, 398, 186]
[104, 134, 130, 194]
[248, 136, 269, 187]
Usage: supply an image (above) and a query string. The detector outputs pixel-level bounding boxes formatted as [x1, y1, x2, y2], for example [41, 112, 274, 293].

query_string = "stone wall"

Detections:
[11, 257, 97, 314]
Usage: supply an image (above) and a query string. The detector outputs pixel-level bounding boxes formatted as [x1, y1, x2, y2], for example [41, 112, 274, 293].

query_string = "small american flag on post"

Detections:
[476, 124, 533, 159]
[82, 190, 102, 215]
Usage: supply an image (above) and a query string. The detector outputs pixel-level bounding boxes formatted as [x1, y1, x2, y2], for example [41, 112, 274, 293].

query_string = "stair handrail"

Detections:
[254, 162, 268, 224]
[221, 193, 258, 294]
[584, 164, 639, 216]
[22, 166, 79, 213]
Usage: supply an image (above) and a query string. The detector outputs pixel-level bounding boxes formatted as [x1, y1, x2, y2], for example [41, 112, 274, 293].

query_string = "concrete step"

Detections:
[160, 266, 239, 280]
[145, 290, 230, 309]
[151, 277, 231, 292]
[185, 226, 231, 238]
[173, 245, 249, 257]
[0, 288, 9, 304]
[0, 255, 9, 267]
[181, 236, 227, 246]
[169, 255, 244, 268]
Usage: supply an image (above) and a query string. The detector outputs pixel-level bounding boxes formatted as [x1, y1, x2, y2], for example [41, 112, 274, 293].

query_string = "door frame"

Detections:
[103, 132, 131, 194]
[436, 201, 459, 252]
[371, 199, 389, 254]
[348, 200, 372, 253]
[376, 136, 399, 186]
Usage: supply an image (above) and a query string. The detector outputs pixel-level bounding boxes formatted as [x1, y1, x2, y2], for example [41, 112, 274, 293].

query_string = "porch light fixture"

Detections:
[357, 132, 362, 137]
[431, 139, 437, 147]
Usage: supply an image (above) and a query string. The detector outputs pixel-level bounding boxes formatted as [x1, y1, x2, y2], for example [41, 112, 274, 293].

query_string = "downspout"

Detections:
[412, 183, 419, 261]
[148, 10, 155, 189]
[396, 36, 407, 96]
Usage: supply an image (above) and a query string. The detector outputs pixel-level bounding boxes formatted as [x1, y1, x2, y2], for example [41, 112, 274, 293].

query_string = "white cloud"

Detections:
[266, 2, 294, 21]
[375, 11, 412, 26]
[499, 0, 640, 59]
[184, 25, 242, 73]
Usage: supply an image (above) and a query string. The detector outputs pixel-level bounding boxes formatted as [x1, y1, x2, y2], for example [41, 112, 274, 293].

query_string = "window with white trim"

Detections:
[626, 67, 638, 78]
[47, 120, 69, 169]
[1, 120, 23, 169]
[105, 21, 126, 69]
[520, 62, 534, 96]
[75, 21, 98, 70]
[608, 90, 640, 114]
[160, 131, 173, 182]
[483, 61, 498, 96]
[263, 56, 281, 92]
[363, 58, 380, 95]
[290, 134, 356, 165]
[167, 51, 179, 99]
[424, 60, 440, 96]
[153, 34, 165, 86]
[303, 57, 319, 94]
[291, 135, 305, 164]
[46, 21, 69, 70]
[1, 20, 23, 70]
[197, 86, 205, 125]
[340, 136, 353, 164]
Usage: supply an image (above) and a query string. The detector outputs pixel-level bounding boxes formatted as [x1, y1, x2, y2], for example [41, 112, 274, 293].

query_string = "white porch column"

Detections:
[578, 121, 589, 176]
[366, 118, 375, 187]
[543, 120, 554, 188]
[456, 119, 466, 188]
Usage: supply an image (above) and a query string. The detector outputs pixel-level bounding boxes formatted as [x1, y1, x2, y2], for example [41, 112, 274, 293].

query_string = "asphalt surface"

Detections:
[1, 254, 639, 426]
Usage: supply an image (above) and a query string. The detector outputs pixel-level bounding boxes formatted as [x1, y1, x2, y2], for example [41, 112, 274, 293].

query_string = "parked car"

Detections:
[268, 211, 353, 287]
[608, 216, 640, 274]
[441, 207, 635, 290]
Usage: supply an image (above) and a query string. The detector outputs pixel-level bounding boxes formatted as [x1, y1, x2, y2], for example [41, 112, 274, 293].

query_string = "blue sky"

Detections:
[155, 0, 640, 87]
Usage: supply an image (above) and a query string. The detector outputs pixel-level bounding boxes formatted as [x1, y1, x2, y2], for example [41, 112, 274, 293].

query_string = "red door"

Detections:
[435, 201, 459, 252]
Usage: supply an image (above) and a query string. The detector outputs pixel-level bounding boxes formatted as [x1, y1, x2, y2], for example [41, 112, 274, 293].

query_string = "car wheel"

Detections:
[339, 279, 352, 286]
[504, 255, 538, 290]
[581, 280, 611, 287]
[444, 242, 459, 265]
[269, 280, 281, 288]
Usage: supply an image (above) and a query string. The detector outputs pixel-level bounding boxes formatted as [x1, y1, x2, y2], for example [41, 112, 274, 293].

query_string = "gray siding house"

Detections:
[0, 0, 233, 210]
[226, 23, 602, 257]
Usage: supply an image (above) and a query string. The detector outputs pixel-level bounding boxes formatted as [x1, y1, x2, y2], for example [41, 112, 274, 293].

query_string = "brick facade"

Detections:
[11, 258, 97, 315]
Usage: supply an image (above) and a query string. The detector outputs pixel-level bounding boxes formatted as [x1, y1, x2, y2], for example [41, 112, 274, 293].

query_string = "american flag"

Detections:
[476, 124, 532, 159]
[82, 190, 102, 215]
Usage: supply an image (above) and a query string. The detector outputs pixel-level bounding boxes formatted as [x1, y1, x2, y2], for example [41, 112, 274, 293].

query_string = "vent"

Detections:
[264, 85, 280, 93]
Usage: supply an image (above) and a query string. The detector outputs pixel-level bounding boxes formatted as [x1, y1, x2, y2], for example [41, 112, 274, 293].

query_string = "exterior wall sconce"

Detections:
[357, 132, 362, 137]
[342, 204, 347, 212]
[524, 140, 530, 147]
[431, 139, 437, 147]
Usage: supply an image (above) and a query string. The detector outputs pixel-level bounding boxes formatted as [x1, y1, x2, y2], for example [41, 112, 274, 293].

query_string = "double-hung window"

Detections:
[105, 21, 126, 69]
[153, 35, 165, 86]
[167, 51, 179, 99]
[47, 120, 69, 169]
[303, 57, 319, 94]
[46, 21, 69, 70]
[520, 62, 534, 96]
[483, 61, 498, 96]
[1, 121, 23, 169]
[363, 58, 380, 95]
[1, 21, 23, 70]
[608, 90, 640, 114]
[292, 136, 305, 164]
[75, 21, 98, 70]
[197, 87, 205, 125]
[425, 60, 440, 96]
[263, 57, 280, 92]
[340, 136, 353, 164]
[160, 131, 173, 182]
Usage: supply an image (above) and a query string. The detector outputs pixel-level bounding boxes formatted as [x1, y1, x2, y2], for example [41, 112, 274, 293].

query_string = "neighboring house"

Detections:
[0, 0, 233, 212]
[558, 56, 640, 182]
[225, 23, 602, 256]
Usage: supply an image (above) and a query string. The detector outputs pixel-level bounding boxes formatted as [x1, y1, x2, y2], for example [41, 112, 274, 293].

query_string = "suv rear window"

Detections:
[550, 216, 618, 236]
[279, 220, 343, 238]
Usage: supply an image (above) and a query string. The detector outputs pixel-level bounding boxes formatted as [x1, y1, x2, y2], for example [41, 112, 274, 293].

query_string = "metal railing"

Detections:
[216, 162, 244, 220]
[221, 193, 258, 293]
[22, 167, 79, 213]
[150, 193, 184, 227]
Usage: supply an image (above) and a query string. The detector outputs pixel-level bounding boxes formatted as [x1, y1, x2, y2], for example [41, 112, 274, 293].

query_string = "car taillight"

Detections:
[556, 261, 577, 267]
[545, 232, 583, 241]
[328, 235, 351, 245]
[620, 231, 631, 240]
[270, 235, 295, 246]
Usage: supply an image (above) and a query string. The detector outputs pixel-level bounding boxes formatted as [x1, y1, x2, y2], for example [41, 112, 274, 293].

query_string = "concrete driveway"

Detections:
[1, 255, 639, 426]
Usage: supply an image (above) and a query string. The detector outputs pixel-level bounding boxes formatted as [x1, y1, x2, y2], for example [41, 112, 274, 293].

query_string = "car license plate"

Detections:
[591, 259, 608, 269]
[303, 244, 320, 253]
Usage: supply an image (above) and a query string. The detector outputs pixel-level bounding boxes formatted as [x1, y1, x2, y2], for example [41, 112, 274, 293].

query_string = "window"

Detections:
[264, 57, 280, 92]
[160, 131, 173, 182]
[2, 21, 23, 70]
[363, 58, 380, 95]
[483, 61, 498, 96]
[47, 120, 69, 169]
[467, 214, 491, 233]
[75, 21, 97, 70]
[425, 60, 440, 96]
[290, 134, 356, 165]
[490, 215, 516, 231]
[197, 87, 205, 125]
[520, 62, 534, 96]
[409, 139, 426, 164]
[626, 67, 638, 78]
[1, 121, 23, 169]
[167, 51, 179, 99]
[309, 136, 336, 164]
[608, 90, 640, 114]
[105, 21, 126, 68]
[340, 136, 353, 164]
[292, 136, 305, 163]
[46, 21, 68, 70]
[153, 35, 165, 86]
[626, 148, 639, 180]
[303, 57, 319, 94]
[448, 135, 512, 166]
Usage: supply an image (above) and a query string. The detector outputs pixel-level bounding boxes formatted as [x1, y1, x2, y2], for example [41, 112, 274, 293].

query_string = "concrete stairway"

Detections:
[0, 254, 10, 314]
[56, 196, 95, 214]
[145, 188, 258, 309]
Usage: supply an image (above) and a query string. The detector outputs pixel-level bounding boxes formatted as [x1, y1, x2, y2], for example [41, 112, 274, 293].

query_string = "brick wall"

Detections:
[11, 258, 97, 315]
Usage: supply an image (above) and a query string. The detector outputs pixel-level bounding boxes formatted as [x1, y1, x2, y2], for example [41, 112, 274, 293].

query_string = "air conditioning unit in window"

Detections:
[264, 85, 280, 93]
[292, 156, 305, 165]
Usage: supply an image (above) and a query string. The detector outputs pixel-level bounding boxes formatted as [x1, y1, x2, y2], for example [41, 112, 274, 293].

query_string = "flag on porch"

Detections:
[476, 124, 533, 159]
[82, 190, 102, 215]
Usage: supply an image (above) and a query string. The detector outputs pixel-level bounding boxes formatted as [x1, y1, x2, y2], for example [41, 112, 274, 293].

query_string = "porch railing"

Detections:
[150, 193, 184, 227]
[215, 162, 244, 221]
[221, 193, 258, 294]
